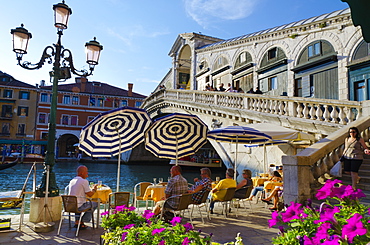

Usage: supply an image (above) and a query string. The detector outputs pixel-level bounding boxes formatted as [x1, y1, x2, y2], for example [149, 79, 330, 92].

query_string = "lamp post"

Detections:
[11, 1, 103, 197]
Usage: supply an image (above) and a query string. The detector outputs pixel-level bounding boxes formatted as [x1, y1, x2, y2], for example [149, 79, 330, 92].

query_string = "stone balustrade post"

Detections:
[362, 100, 370, 117]
[282, 155, 313, 204]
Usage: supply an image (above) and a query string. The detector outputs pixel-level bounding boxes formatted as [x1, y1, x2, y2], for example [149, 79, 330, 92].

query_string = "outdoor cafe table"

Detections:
[89, 185, 112, 227]
[263, 181, 283, 192]
[143, 185, 166, 202]
[252, 177, 269, 187]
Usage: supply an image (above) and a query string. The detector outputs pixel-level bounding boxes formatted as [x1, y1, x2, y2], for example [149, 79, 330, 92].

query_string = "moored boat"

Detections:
[170, 158, 223, 168]
[4, 154, 44, 164]
[0, 158, 18, 170]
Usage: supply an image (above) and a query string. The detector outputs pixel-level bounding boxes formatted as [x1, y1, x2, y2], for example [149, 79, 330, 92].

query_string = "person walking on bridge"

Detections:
[342, 127, 370, 189]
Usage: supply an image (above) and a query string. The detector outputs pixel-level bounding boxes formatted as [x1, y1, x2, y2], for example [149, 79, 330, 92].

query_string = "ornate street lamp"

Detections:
[11, 1, 103, 197]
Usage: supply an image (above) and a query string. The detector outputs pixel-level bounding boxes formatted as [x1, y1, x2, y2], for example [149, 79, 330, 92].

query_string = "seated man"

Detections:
[209, 168, 237, 214]
[188, 168, 212, 204]
[68, 165, 98, 229]
[153, 165, 188, 215]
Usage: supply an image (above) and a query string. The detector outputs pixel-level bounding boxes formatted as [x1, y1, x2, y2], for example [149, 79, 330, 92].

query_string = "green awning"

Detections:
[0, 140, 48, 145]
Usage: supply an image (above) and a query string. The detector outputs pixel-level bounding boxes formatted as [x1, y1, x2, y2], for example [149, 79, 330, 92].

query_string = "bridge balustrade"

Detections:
[143, 90, 362, 125]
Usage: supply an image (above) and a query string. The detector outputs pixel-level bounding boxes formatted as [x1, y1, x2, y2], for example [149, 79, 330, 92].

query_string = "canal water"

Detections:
[0, 161, 226, 215]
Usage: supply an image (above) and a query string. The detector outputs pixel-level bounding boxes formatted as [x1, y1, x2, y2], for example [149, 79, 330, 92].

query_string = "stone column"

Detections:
[282, 155, 314, 204]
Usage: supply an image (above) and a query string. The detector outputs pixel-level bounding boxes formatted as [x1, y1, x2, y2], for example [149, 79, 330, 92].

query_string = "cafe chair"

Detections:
[134, 182, 153, 209]
[211, 187, 236, 219]
[108, 192, 132, 215]
[189, 190, 210, 223]
[160, 193, 193, 226]
[57, 195, 95, 237]
[158, 182, 167, 186]
[233, 186, 254, 217]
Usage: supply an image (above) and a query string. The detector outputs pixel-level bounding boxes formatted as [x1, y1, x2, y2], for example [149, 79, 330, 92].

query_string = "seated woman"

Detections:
[233, 169, 252, 199]
[261, 171, 283, 210]
[262, 186, 283, 211]
[248, 171, 282, 201]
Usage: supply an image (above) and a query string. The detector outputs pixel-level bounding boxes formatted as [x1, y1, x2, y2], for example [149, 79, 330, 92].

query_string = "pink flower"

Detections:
[314, 206, 340, 224]
[321, 235, 341, 245]
[116, 205, 127, 212]
[351, 189, 366, 200]
[170, 216, 181, 226]
[316, 180, 342, 200]
[268, 211, 280, 228]
[281, 202, 305, 222]
[121, 232, 128, 241]
[158, 241, 165, 245]
[182, 237, 190, 245]
[128, 206, 136, 211]
[152, 228, 166, 235]
[123, 224, 135, 229]
[316, 222, 331, 240]
[330, 185, 347, 198]
[342, 213, 367, 243]
[100, 211, 109, 216]
[143, 210, 155, 219]
[183, 223, 193, 232]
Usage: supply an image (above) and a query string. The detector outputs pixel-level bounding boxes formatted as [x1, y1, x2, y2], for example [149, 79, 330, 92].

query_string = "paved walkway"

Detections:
[0, 201, 278, 245]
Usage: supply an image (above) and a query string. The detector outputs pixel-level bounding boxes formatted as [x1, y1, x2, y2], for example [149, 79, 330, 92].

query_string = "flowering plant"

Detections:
[269, 179, 370, 244]
[101, 205, 213, 244]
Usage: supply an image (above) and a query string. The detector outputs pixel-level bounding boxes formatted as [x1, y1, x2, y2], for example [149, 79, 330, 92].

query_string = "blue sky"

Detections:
[0, 0, 349, 96]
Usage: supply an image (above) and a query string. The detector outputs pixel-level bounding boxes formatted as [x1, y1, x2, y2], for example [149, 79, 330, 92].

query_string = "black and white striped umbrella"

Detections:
[79, 106, 151, 191]
[145, 113, 208, 165]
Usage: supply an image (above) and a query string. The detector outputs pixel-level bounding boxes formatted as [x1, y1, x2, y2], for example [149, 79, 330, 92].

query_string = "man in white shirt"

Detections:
[69, 165, 98, 228]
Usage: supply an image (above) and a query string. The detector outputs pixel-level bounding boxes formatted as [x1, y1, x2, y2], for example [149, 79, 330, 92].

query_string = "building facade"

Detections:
[159, 8, 370, 102]
[36, 77, 146, 158]
[0, 71, 42, 156]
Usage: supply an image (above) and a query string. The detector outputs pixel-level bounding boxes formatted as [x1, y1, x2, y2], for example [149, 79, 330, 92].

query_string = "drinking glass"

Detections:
[98, 180, 102, 188]
[153, 178, 157, 185]
[167, 177, 171, 182]
[159, 178, 163, 183]
[215, 177, 220, 183]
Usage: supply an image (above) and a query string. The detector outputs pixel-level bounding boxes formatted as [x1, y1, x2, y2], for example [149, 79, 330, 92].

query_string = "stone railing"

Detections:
[143, 89, 363, 125]
[283, 116, 370, 204]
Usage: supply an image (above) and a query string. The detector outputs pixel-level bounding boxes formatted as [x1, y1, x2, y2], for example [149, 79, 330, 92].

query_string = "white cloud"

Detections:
[184, 0, 257, 28]
[136, 78, 160, 84]
[105, 25, 170, 51]
[107, 28, 132, 47]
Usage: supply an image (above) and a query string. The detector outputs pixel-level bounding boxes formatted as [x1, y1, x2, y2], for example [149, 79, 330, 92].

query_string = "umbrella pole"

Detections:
[175, 131, 178, 166]
[234, 137, 238, 180]
[116, 127, 122, 192]
[263, 143, 267, 174]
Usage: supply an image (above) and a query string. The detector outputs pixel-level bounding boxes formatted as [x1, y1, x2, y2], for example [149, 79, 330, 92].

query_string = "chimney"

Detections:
[76, 77, 88, 92]
[128, 83, 133, 97]
[40, 80, 45, 87]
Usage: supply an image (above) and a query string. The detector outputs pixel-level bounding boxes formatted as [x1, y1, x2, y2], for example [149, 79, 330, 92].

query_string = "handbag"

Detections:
[330, 161, 342, 177]
[339, 139, 356, 162]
